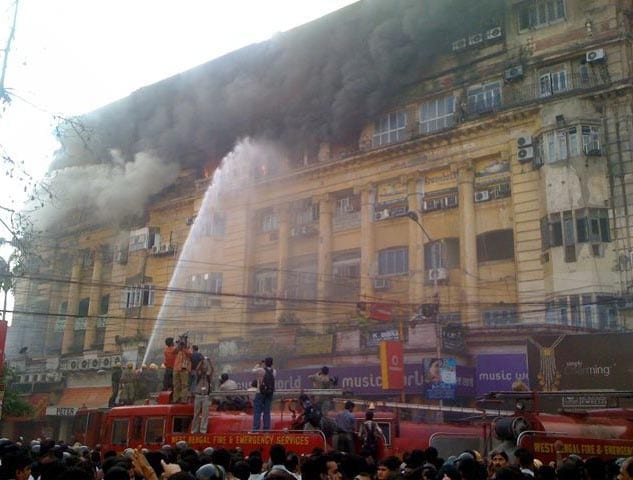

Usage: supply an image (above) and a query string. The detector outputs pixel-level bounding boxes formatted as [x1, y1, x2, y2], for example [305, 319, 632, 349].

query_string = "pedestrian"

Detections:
[359, 410, 385, 461]
[218, 373, 246, 410]
[252, 357, 275, 431]
[308, 366, 333, 411]
[118, 362, 136, 405]
[172, 340, 192, 403]
[334, 400, 356, 454]
[109, 362, 122, 407]
[189, 345, 204, 393]
[163, 337, 177, 391]
[191, 355, 213, 434]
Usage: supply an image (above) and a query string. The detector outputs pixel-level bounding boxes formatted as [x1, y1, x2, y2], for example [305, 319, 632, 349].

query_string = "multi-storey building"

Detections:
[4, 0, 633, 439]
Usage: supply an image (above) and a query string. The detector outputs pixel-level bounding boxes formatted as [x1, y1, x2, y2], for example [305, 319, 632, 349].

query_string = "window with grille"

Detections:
[483, 307, 517, 326]
[378, 247, 409, 276]
[539, 70, 568, 96]
[186, 273, 223, 307]
[467, 82, 501, 114]
[253, 270, 277, 305]
[536, 125, 601, 164]
[121, 285, 155, 308]
[372, 110, 407, 147]
[424, 238, 460, 270]
[420, 96, 455, 134]
[518, 0, 566, 31]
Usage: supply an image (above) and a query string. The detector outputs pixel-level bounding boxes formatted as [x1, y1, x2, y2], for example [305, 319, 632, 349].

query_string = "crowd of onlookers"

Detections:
[0, 436, 630, 480]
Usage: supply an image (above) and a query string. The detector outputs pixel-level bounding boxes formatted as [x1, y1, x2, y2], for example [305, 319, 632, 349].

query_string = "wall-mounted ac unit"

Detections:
[469, 33, 483, 46]
[518, 146, 535, 163]
[80, 359, 90, 370]
[101, 357, 112, 368]
[474, 190, 490, 203]
[160, 243, 171, 253]
[374, 209, 389, 221]
[586, 48, 605, 63]
[452, 39, 467, 51]
[69, 360, 79, 370]
[390, 206, 408, 217]
[374, 278, 390, 290]
[517, 135, 532, 147]
[504, 65, 524, 82]
[150, 245, 160, 254]
[428, 268, 448, 281]
[486, 27, 502, 40]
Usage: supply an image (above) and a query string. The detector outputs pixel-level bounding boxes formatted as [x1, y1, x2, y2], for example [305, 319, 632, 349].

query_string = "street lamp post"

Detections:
[406, 211, 442, 372]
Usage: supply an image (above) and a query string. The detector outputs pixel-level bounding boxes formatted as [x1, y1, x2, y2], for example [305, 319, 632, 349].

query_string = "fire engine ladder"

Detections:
[331, 397, 515, 417]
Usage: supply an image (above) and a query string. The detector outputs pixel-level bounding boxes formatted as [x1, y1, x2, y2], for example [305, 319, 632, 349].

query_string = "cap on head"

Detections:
[264, 357, 273, 367]
[321, 366, 329, 375]
[196, 463, 226, 480]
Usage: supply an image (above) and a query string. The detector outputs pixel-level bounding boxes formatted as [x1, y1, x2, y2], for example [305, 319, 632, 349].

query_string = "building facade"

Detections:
[4, 0, 633, 438]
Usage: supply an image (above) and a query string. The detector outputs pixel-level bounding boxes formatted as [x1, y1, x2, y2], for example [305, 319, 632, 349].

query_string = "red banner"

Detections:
[0, 320, 7, 377]
[380, 340, 404, 389]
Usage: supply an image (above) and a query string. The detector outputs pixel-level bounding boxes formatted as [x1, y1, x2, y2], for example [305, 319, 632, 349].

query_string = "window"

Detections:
[186, 273, 223, 308]
[420, 96, 455, 134]
[378, 248, 409, 276]
[260, 210, 278, 232]
[476, 230, 514, 262]
[172, 416, 192, 434]
[197, 213, 226, 237]
[518, 0, 565, 31]
[253, 270, 277, 305]
[536, 125, 601, 164]
[331, 252, 361, 299]
[145, 418, 165, 444]
[424, 238, 460, 270]
[543, 209, 610, 257]
[111, 419, 129, 445]
[121, 285, 155, 308]
[285, 266, 318, 301]
[294, 200, 319, 225]
[483, 307, 517, 326]
[539, 70, 568, 96]
[596, 295, 618, 329]
[372, 110, 407, 147]
[467, 82, 501, 114]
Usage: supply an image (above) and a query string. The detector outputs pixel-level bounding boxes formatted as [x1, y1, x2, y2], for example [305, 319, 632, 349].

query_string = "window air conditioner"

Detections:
[517, 146, 534, 163]
[586, 48, 605, 63]
[474, 190, 490, 203]
[160, 243, 170, 253]
[374, 278, 390, 290]
[452, 38, 467, 51]
[504, 65, 524, 82]
[517, 135, 532, 147]
[374, 210, 389, 221]
[428, 268, 448, 281]
[485, 27, 502, 40]
[469, 33, 483, 46]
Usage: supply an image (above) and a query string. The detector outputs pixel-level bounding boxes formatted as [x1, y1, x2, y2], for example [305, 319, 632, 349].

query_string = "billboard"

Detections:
[475, 354, 529, 395]
[422, 357, 457, 400]
[526, 333, 633, 391]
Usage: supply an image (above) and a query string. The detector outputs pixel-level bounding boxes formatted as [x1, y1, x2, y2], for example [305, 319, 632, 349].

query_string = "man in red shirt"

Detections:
[172, 340, 192, 403]
[163, 337, 177, 391]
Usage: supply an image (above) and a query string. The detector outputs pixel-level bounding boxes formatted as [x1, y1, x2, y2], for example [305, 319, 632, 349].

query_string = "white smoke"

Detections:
[32, 150, 180, 231]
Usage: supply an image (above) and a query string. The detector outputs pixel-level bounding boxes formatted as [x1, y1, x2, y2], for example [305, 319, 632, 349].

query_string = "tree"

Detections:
[0, 367, 33, 418]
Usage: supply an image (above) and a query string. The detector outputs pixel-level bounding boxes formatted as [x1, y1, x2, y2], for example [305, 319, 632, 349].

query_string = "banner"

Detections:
[228, 363, 474, 397]
[380, 341, 404, 389]
[475, 354, 529, 395]
[526, 333, 633, 391]
[423, 357, 456, 400]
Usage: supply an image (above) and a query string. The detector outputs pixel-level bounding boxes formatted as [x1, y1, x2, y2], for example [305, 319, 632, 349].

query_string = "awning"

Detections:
[56, 386, 111, 409]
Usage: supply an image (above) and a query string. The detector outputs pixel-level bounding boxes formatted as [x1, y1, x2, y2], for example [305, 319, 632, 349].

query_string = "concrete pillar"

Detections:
[61, 260, 82, 354]
[316, 194, 333, 331]
[407, 176, 425, 305]
[359, 185, 376, 300]
[83, 247, 104, 350]
[276, 204, 290, 313]
[457, 164, 478, 326]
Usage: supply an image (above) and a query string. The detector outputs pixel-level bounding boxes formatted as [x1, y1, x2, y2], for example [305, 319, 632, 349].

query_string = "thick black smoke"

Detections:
[52, 0, 505, 170]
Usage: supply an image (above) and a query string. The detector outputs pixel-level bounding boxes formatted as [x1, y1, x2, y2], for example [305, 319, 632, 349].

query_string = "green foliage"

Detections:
[1, 368, 34, 418]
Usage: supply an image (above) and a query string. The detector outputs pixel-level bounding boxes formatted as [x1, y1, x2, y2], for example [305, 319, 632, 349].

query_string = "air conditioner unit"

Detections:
[374, 210, 389, 221]
[452, 38, 467, 51]
[91, 358, 100, 369]
[469, 33, 483, 46]
[474, 190, 490, 202]
[518, 146, 535, 163]
[586, 48, 606, 63]
[428, 268, 448, 281]
[485, 27, 502, 40]
[374, 278, 390, 290]
[70, 360, 78, 370]
[101, 357, 112, 368]
[150, 245, 160, 254]
[80, 359, 90, 370]
[160, 243, 170, 253]
[390, 206, 408, 217]
[504, 65, 524, 82]
[517, 135, 532, 147]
